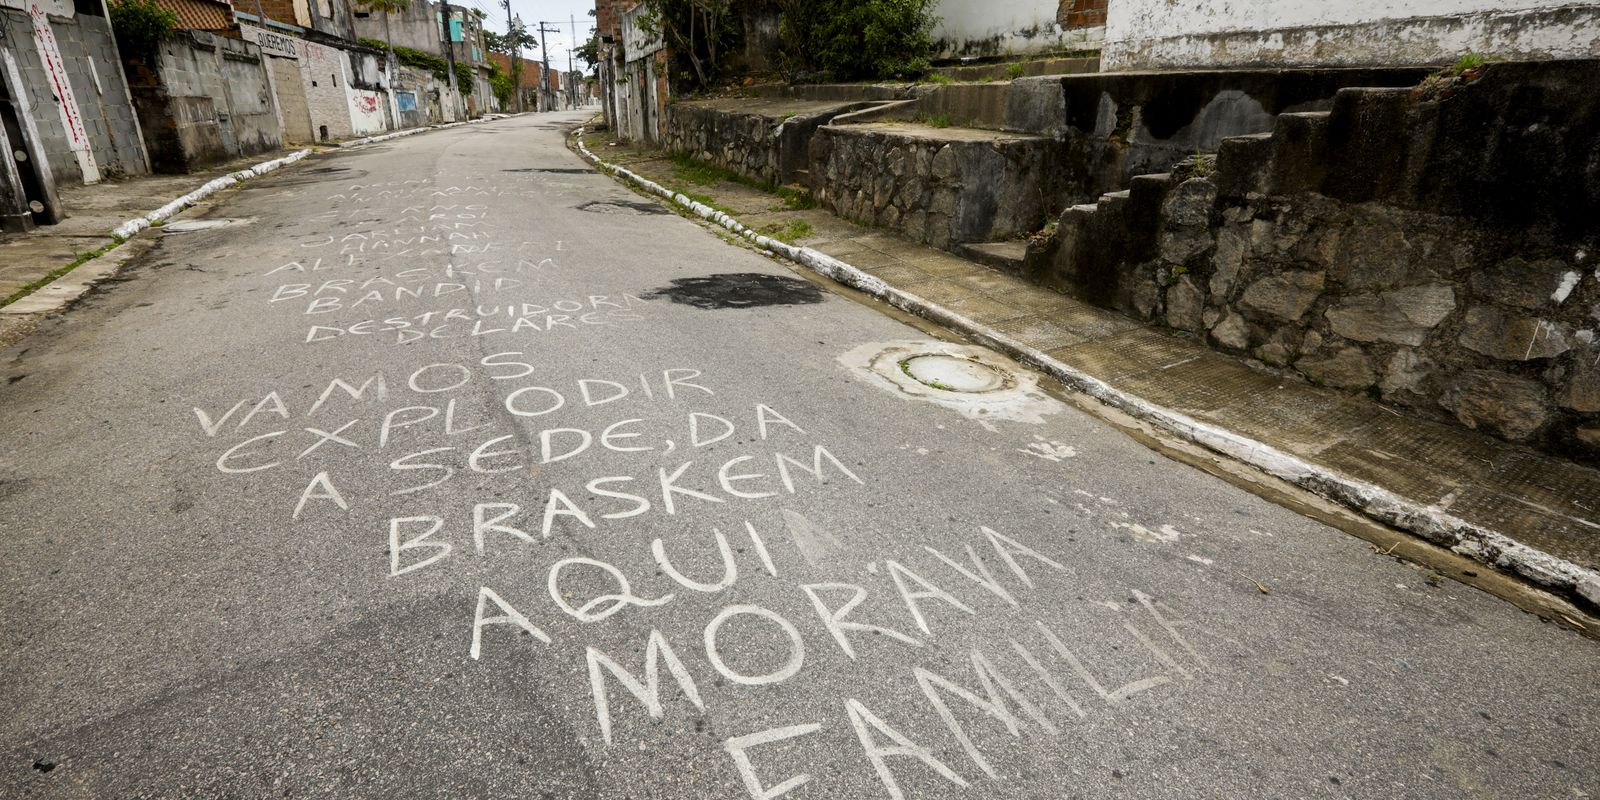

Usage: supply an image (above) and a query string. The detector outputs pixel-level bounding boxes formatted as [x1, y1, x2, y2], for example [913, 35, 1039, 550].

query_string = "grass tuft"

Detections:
[0, 241, 118, 308]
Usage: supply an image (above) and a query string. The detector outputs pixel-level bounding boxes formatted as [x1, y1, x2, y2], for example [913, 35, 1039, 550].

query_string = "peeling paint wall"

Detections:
[1103, 0, 1600, 70]
[932, 0, 1103, 59]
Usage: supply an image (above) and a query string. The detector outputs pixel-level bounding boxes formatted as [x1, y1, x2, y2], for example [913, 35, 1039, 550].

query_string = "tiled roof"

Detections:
[155, 0, 235, 31]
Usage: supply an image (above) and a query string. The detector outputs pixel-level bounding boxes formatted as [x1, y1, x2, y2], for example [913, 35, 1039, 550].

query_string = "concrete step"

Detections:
[955, 240, 1029, 274]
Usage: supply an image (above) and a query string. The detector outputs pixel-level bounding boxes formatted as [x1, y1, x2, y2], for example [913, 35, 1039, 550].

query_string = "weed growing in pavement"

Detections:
[760, 218, 816, 244]
[670, 152, 741, 185]
[925, 73, 953, 85]
[899, 358, 955, 391]
[0, 241, 119, 308]
[774, 185, 817, 210]
[1006, 62, 1026, 79]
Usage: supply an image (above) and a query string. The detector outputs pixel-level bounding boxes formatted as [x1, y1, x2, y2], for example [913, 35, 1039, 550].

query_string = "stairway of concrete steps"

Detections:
[1026, 107, 1340, 299]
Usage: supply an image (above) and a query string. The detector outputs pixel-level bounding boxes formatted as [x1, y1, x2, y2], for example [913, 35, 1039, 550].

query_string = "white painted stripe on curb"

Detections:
[574, 126, 1600, 607]
[111, 149, 312, 240]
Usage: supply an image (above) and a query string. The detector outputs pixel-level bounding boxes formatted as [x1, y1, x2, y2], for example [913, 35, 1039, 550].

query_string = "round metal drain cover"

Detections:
[902, 355, 1007, 393]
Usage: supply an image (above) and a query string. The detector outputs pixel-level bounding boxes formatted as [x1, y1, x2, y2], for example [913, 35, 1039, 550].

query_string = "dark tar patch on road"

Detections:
[642, 272, 826, 310]
[506, 167, 594, 174]
[575, 199, 670, 215]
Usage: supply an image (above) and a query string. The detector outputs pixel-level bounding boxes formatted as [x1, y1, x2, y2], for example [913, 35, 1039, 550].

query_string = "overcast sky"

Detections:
[461, 0, 595, 73]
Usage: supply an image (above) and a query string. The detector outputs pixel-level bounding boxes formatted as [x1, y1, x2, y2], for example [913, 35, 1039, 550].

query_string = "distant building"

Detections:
[488, 51, 541, 113]
[349, 0, 497, 113]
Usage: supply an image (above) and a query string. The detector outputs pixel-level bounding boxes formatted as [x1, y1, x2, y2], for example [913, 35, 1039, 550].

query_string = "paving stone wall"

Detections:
[810, 125, 1062, 249]
[663, 103, 786, 186]
[1040, 61, 1600, 462]
[663, 100, 880, 186]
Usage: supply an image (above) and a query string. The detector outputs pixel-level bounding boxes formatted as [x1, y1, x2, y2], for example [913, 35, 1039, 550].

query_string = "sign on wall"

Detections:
[28, 2, 96, 182]
[241, 23, 301, 59]
[396, 91, 418, 112]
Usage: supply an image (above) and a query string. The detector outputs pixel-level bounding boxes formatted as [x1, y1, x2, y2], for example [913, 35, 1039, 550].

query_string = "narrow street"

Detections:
[1, 112, 1594, 798]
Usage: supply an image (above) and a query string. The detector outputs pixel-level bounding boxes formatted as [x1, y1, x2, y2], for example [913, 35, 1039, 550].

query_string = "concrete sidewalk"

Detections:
[579, 129, 1600, 630]
[0, 151, 308, 303]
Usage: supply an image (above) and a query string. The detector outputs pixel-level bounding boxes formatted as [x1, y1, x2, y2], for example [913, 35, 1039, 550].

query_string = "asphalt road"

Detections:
[2, 112, 1595, 800]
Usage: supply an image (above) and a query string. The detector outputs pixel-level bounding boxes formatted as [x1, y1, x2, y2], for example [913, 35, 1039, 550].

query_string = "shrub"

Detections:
[109, 0, 176, 61]
[373, 42, 476, 95]
[488, 62, 514, 107]
[778, 0, 940, 83]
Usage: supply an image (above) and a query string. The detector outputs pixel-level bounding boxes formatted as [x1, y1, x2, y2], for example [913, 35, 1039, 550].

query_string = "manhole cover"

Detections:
[840, 341, 1059, 425]
[901, 354, 1007, 393]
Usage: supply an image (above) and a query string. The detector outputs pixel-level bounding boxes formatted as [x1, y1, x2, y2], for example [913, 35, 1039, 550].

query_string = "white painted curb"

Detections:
[112, 149, 312, 240]
[574, 127, 1600, 608]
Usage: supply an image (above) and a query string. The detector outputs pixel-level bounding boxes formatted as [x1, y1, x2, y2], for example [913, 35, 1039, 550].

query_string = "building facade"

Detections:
[1101, 0, 1600, 70]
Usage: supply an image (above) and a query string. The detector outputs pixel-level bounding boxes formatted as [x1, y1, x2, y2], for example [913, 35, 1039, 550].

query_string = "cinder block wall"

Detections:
[129, 30, 283, 172]
[0, 7, 148, 182]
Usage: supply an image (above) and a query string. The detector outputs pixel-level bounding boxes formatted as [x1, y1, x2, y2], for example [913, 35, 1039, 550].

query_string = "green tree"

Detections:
[778, 0, 939, 82]
[638, 0, 738, 91]
[574, 30, 600, 77]
[484, 18, 533, 56]
[108, 0, 176, 62]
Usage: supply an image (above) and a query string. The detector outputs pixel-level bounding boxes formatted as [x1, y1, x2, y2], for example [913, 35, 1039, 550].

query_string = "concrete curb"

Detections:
[112, 149, 313, 240]
[573, 127, 1600, 609]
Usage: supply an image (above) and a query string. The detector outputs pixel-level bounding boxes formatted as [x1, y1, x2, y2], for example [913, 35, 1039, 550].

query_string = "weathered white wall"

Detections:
[932, 0, 1102, 59]
[1103, 0, 1600, 70]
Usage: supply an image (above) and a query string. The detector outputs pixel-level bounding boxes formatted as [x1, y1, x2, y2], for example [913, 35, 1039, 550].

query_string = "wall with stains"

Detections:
[932, 0, 1103, 59]
[1102, 0, 1600, 70]
[124, 30, 283, 173]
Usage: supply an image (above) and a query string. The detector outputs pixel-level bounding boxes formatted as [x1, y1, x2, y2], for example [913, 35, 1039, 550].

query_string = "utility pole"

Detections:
[440, 0, 463, 119]
[538, 22, 559, 111]
[503, 0, 522, 112]
[567, 14, 575, 109]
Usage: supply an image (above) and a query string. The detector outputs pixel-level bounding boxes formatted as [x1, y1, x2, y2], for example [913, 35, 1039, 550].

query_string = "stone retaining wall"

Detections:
[1039, 61, 1600, 462]
[663, 99, 884, 186]
[810, 124, 1061, 249]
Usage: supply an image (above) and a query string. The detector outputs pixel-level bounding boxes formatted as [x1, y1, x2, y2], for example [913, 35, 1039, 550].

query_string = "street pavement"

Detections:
[1, 111, 1595, 799]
